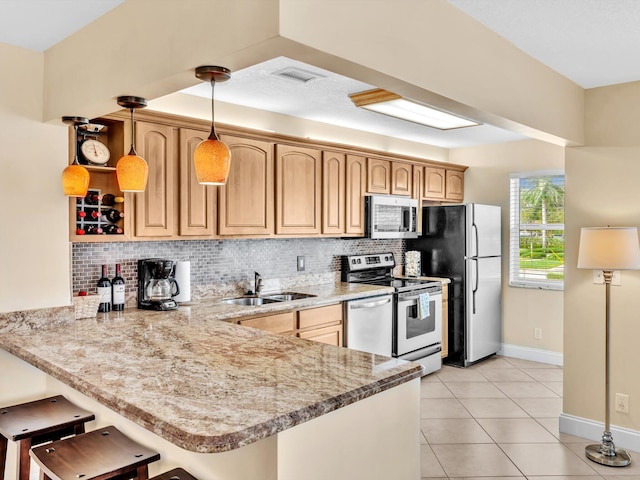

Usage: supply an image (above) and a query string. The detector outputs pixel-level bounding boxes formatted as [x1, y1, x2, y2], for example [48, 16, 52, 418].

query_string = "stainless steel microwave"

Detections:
[365, 195, 419, 239]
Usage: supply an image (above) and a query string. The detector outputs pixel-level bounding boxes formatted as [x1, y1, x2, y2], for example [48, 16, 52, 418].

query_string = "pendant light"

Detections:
[61, 116, 90, 197]
[116, 96, 149, 192]
[193, 66, 232, 185]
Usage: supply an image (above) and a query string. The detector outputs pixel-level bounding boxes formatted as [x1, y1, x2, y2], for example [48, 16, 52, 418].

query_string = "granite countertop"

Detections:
[0, 282, 422, 453]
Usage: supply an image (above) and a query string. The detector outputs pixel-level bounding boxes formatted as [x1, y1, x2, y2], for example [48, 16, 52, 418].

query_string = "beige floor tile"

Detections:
[421, 398, 472, 418]
[421, 478, 448, 480]
[541, 381, 564, 396]
[513, 397, 563, 418]
[534, 417, 590, 443]
[422, 382, 455, 399]
[445, 381, 507, 398]
[603, 476, 640, 480]
[470, 356, 517, 370]
[421, 444, 447, 477]
[431, 443, 522, 477]
[500, 443, 600, 476]
[477, 418, 559, 443]
[504, 357, 560, 369]
[493, 381, 560, 398]
[422, 372, 444, 384]
[522, 368, 564, 382]
[564, 442, 640, 476]
[436, 366, 488, 383]
[480, 368, 536, 382]
[459, 398, 529, 418]
[449, 478, 524, 480]
[421, 418, 493, 444]
[528, 476, 602, 480]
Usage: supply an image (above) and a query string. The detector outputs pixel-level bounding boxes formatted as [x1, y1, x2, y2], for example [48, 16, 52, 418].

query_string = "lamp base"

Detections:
[585, 443, 631, 467]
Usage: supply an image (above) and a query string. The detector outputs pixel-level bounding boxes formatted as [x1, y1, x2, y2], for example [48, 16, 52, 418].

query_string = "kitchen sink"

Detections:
[219, 296, 280, 306]
[219, 292, 317, 306]
[261, 292, 317, 301]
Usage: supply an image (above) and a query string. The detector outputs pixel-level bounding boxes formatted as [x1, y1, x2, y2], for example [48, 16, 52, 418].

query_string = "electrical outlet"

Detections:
[534, 328, 542, 339]
[297, 256, 305, 272]
[612, 270, 621, 286]
[593, 270, 604, 284]
[616, 393, 629, 413]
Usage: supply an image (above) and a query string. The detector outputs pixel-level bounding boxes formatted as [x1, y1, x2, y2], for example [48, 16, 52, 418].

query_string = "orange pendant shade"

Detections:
[193, 138, 231, 185]
[61, 164, 90, 197]
[116, 153, 149, 192]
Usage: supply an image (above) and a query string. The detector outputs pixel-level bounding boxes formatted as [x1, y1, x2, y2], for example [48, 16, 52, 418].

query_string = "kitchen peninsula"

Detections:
[0, 283, 422, 480]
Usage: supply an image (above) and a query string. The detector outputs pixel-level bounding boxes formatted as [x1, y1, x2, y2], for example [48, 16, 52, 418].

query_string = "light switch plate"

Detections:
[297, 256, 305, 272]
[593, 270, 604, 284]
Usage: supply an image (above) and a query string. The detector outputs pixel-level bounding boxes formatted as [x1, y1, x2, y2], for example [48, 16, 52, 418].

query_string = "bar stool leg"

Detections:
[18, 438, 32, 480]
[0, 434, 7, 480]
[137, 464, 150, 480]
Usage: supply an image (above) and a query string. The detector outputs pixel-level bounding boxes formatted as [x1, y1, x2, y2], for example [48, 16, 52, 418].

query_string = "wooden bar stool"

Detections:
[30, 425, 160, 480]
[150, 468, 199, 480]
[0, 395, 95, 480]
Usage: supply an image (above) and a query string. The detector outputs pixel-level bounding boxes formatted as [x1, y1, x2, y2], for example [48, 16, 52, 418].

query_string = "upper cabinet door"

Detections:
[134, 122, 176, 237]
[445, 170, 465, 202]
[322, 151, 346, 235]
[179, 128, 216, 237]
[412, 165, 424, 235]
[219, 135, 274, 236]
[276, 144, 322, 235]
[391, 162, 412, 196]
[345, 155, 366, 236]
[367, 158, 391, 194]
[424, 166, 446, 200]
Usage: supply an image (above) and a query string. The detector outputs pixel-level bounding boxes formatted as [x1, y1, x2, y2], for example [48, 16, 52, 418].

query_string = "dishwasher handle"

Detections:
[349, 296, 392, 309]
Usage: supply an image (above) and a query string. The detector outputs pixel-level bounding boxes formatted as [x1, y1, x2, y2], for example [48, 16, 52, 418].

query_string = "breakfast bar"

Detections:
[0, 284, 423, 480]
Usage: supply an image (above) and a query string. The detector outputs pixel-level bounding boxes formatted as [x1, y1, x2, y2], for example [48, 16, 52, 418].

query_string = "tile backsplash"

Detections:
[72, 238, 405, 301]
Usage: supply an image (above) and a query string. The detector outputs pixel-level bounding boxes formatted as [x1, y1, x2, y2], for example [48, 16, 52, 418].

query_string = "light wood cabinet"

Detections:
[218, 135, 274, 236]
[345, 155, 366, 236]
[296, 303, 343, 347]
[367, 158, 391, 194]
[424, 166, 446, 200]
[445, 170, 464, 201]
[276, 145, 322, 235]
[134, 122, 176, 237]
[179, 128, 216, 236]
[322, 151, 346, 235]
[391, 162, 412, 196]
[238, 311, 295, 335]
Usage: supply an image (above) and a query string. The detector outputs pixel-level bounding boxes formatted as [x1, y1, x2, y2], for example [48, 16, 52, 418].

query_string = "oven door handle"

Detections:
[398, 293, 441, 302]
[349, 297, 392, 309]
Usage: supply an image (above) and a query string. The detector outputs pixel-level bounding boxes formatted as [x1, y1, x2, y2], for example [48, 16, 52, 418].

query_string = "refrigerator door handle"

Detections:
[472, 258, 479, 314]
[472, 222, 479, 258]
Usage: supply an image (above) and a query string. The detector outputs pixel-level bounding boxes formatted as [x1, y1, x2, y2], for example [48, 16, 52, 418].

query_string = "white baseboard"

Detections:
[498, 343, 563, 366]
[560, 413, 640, 453]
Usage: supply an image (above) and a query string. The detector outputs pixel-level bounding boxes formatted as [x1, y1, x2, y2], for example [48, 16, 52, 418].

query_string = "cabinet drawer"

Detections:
[298, 324, 343, 346]
[239, 311, 295, 334]
[297, 303, 342, 330]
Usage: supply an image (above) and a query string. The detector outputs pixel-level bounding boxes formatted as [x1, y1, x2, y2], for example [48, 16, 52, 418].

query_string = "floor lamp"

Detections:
[577, 226, 640, 467]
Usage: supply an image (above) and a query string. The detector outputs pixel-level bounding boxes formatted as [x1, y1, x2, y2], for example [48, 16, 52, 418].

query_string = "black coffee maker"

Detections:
[137, 259, 180, 310]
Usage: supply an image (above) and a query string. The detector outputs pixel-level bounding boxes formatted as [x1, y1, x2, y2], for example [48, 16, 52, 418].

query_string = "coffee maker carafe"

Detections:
[137, 259, 180, 310]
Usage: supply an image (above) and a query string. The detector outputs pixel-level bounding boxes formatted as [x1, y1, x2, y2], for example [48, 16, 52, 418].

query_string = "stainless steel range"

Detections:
[341, 252, 443, 375]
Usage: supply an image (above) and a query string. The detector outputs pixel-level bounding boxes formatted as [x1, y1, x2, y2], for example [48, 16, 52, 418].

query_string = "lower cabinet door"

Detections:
[298, 324, 343, 346]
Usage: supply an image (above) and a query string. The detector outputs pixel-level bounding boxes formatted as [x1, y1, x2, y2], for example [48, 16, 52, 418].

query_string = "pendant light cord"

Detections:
[128, 107, 136, 156]
[72, 124, 80, 165]
[209, 79, 219, 141]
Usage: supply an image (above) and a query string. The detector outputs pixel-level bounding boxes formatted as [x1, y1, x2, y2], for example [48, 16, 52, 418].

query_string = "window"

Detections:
[509, 170, 565, 290]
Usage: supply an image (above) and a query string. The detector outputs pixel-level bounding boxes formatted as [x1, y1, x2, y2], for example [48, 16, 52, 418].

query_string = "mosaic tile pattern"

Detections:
[72, 238, 405, 297]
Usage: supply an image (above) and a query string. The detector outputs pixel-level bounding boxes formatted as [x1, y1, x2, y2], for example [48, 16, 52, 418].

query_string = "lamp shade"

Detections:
[577, 227, 640, 270]
[61, 164, 90, 197]
[193, 138, 231, 185]
[116, 152, 149, 192]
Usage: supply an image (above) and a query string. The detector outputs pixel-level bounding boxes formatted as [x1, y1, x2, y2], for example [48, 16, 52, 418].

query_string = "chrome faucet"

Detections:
[254, 271, 263, 296]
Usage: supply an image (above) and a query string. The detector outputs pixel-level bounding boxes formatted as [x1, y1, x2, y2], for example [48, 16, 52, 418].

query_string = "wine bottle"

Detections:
[84, 193, 99, 205]
[97, 265, 112, 313]
[103, 224, 123, 235]
[77, 211, 86, 219]
[88, 210, 101, 220]
[76, 227, 86, 235]
[112, 263, 125, 311]
[100, 208, 124, 223]
[101, 194, 125, 206]
[85, 226, 103, 234]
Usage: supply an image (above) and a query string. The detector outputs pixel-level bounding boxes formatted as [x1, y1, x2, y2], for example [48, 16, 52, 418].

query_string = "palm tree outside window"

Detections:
[509, 170, 565, 290]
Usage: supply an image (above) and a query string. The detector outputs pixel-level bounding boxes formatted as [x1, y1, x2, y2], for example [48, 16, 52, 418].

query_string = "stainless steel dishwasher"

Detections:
[344, 294, 393, 356]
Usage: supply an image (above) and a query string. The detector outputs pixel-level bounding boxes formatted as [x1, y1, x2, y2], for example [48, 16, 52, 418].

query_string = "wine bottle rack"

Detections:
[75, 188, 124, 236]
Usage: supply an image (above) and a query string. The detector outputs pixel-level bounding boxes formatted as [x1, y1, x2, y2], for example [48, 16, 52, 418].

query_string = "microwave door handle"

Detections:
[403, 208, 410, 231]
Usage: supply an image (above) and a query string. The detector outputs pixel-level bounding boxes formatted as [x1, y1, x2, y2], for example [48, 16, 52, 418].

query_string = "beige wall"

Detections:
[564, 82, 640, 430]
[450, 140, 565, 353]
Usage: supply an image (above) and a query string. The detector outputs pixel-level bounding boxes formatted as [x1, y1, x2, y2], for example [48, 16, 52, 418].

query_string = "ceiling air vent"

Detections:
[272, 67, 325, 84]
